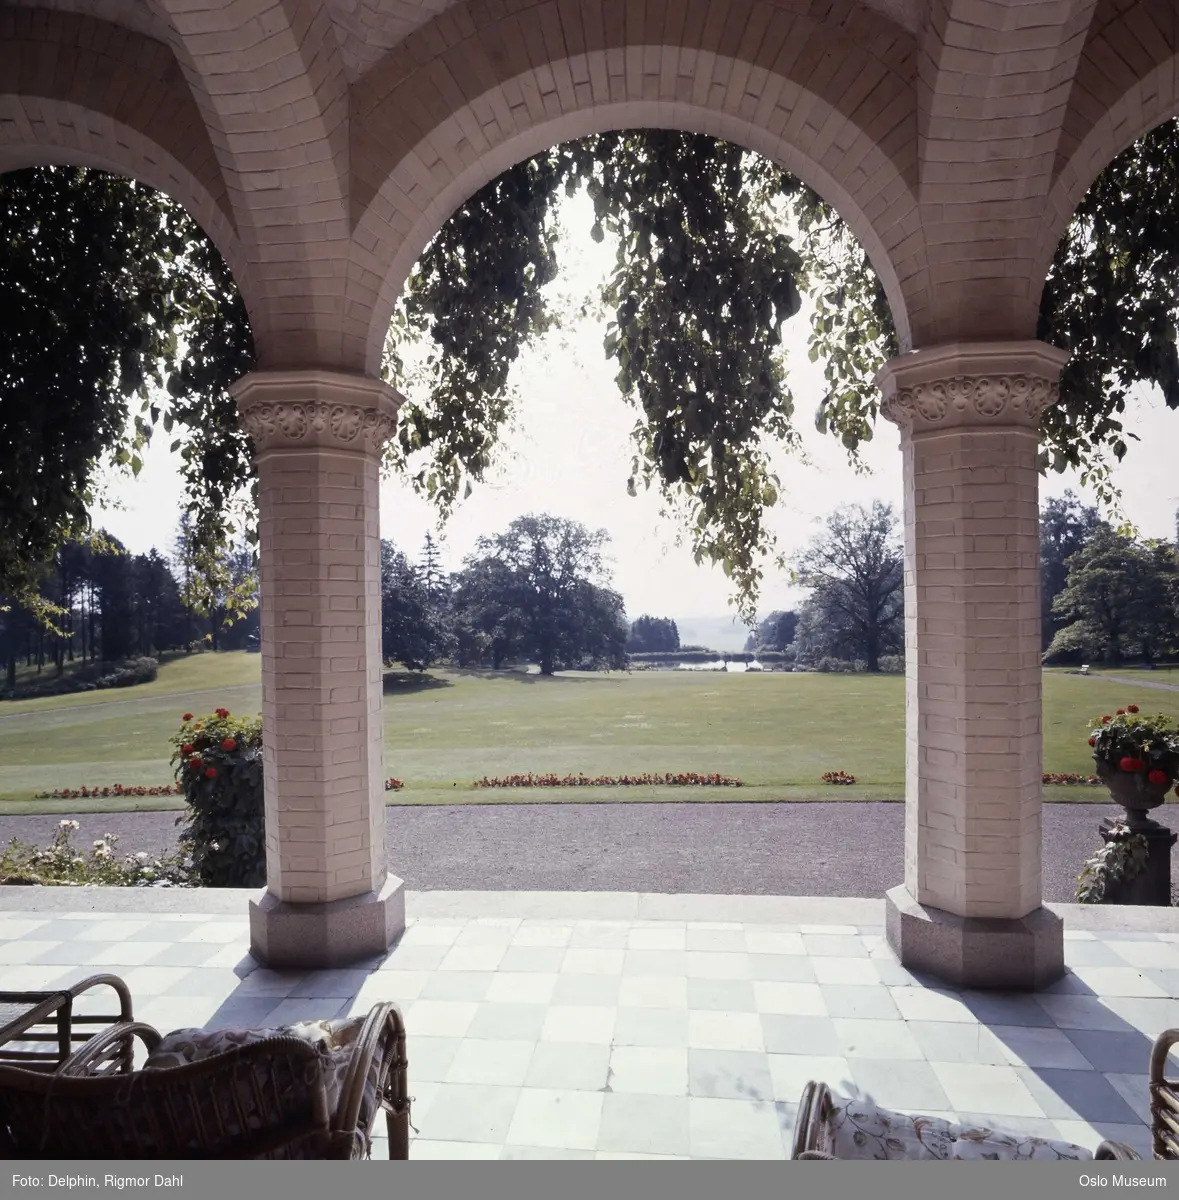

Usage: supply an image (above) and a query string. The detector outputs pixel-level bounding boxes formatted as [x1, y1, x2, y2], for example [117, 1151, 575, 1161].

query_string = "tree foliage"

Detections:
[791, 501, 904, 672]
[627, 615, 681, 653]
[8, 119, 1179, 627]
[1040, 490, 1104, 650]
[452, 514, 628, 675]
[0, 167, 254, 619]
[744, 609, 798, 653]
[381, 541, 451, 672]
[1047, 529, 1179, 664]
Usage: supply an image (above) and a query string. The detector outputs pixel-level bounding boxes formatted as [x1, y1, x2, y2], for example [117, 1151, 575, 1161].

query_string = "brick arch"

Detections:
[345, 0, 921, 375]
[1035, 0, 1178, 295]
[0, 8, 256, 325]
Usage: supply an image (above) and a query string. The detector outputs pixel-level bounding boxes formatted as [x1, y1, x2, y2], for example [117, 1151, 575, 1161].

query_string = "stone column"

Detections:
[231, 369, 405, 968]
[877, 342, 1068, 990]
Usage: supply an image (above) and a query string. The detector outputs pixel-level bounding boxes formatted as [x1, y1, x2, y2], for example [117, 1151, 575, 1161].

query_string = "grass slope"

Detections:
[1, 653, 1176, 814]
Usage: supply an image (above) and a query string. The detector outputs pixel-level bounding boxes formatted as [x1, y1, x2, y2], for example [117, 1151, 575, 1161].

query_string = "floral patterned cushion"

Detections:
[143, 1018, 382, 1137]
[823, 1094, 1092, 1161]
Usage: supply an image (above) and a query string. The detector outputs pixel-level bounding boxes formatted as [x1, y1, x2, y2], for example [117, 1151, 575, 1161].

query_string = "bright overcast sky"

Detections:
[91, 190, 1179, 629]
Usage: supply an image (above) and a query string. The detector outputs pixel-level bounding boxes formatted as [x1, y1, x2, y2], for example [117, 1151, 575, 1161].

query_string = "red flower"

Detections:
[1119, 757, 1146, 772]
[181, 743, 194, 755]
[1127, 704, 1139, 713]
[1087, 736, 1097, 747]
[1148, 770, 1170, 786]
[220, 738, 237, 752]
[1116, 709, 1126, 716]
[187, 756, 202, 770]
[215, 707, 230, 718]
[1102, 715, 1112, 724]
[205, 766, 217, 779]
[182, 713, 194, 722]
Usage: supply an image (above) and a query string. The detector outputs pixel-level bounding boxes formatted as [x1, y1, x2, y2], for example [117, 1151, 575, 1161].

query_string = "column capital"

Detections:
[875, 341, 1069, 434]
[231, 369, 404, 456]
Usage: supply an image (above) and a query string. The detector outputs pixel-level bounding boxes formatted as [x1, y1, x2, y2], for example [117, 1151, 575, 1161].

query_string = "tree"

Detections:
[454, 515, 627, 675]
[10, 121, 1179, 624]
[380, 541, 450, 671]
[0, 167, 254, 621]
[744, 609, 797, 653]
[1040, 491, 1104, 650]
[417, 532, 449, 604]
[790, 502, 904, 672]
[1047, 529, 1179, 663]
[627, 616, 680, 653]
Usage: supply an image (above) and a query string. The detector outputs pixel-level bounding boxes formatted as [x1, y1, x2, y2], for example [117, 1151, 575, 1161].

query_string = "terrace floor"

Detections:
[2, 889, 1177, 1160]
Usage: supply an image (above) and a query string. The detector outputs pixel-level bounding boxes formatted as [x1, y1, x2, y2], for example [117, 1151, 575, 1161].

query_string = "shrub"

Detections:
[474, 772, 743, 788]
[814, 657, 861, 673]
[821, 771, 857, 785]
[0, 820, 191, 887]
[170, 707, 265, 887]
[96, 656, 158, 689]
[876, 655, 905, 674]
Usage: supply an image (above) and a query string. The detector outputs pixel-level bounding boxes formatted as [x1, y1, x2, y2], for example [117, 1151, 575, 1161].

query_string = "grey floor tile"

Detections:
[820, 985, 901, 1020]
[907, 1021, 1009, 1065]
[466, 1003, 549, 1042]
[991, 1026, 1095, 1070]
[420, 971, 495, 1003]
[686, 928, 747, 953]
[1144, 969, 1179, 998]
[497, 946, 566, 973]
[610, 1046, 689, 1096]
[552, 974, 621, 1006]
[147, 941, 238, 968]
[1063, 1028, 1154, 1073]
[767, 1054, 853, 1104]
[614, 1007, 690, 1047]
[1104, 1073, 1152, 1125]
[1036, 995, 1137, 1032]
[1102, 997, 1179, 1036]
[960, 992, 1056, 1028]
[162, 969, 251, 999]
[688, 1096, 788, 1158]
[748, 954, 816, 983]
[506, 1089, 603, 1151]
[289, 969, 372, 998]
[418, 1083, 522, 1144]
[834, 1018, 923, 1060]
[1014, 1067, 1142, 1123]
[444, 1039, 536, 1087]
[955, 1113, 1064, 1139]
[802, 935, 869, 959]
[406, 1036, 464, 1082]
[687, 978, 756, 1011]
[597, 1093, 689, 1157]
[526, 1042, 610, 1091]
[688, 1049, 774, 1103]
[1064, 941, 1136, 968]
[848, 1059, 951, 1111]
[760, 1015, 843, 1057]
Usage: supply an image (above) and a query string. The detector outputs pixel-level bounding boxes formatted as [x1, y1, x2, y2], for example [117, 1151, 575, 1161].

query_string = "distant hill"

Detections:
[670, 615, 756, 654]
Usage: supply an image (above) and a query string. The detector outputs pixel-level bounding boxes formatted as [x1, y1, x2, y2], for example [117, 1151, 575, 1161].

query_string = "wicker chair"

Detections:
[1150, 1028, 1179, 1158]
[0, 1002, 410, 1160]
[0, 974, 134, 1072]
[792, 1080, 1140, 1161]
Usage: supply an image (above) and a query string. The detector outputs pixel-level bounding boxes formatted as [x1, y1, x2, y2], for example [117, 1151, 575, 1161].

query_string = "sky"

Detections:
[90, 191, 1179, 631]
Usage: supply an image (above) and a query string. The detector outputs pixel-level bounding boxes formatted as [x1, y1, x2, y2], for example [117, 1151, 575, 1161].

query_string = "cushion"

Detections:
[823, 1094, 1092, 1161]
[143, 1018, 383, 1136]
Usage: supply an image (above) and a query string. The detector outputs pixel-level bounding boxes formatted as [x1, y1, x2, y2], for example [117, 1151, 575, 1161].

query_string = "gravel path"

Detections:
[1078, 674, 1179, 692]
[0, 801, 1127, 902]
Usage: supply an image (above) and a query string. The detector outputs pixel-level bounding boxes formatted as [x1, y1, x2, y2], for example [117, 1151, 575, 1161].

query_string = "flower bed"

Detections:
[473, 772, 743, 788]
[821, 771, 857, 785]
[1042, 773, 1101, 786]
[384, 778, 404, 791]
[33, 783, 184, 800]
[0, 819, 191, 887]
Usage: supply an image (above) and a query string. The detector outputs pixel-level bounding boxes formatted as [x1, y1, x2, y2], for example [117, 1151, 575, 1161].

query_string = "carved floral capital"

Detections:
[875, 342, 1068, 434]
[230, 371, 402, 456]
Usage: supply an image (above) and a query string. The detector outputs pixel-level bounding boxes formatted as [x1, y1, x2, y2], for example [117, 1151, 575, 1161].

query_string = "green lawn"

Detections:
[2, 652, 1177, 814]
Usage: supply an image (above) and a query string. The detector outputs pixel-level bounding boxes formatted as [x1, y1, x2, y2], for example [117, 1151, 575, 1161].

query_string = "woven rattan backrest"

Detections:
[0, 1036, 332, 1159]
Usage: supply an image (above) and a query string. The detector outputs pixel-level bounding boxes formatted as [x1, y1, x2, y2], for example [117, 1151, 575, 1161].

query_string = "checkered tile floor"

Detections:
[4, 898, 1178, 1159]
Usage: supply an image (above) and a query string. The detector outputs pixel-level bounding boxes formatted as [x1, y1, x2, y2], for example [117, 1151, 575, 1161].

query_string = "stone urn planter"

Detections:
[1080, 705, 1179, 906]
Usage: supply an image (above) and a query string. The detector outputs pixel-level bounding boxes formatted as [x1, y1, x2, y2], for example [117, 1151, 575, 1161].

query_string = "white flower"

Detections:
[135, 851, 149, 862]
[59, 819, 80, 832]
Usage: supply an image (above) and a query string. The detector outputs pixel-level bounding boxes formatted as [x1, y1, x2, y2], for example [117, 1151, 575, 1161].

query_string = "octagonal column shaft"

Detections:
[231, 369, 405, 968]
[877, 341, 1068, 990]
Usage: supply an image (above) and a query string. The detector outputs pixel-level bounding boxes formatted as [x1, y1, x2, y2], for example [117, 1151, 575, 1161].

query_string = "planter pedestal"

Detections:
[1100, 819, 1177, 907]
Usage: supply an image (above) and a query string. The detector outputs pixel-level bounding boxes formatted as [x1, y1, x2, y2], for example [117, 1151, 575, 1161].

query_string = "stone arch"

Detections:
[345, 1, 922, 375]
[1036, 0, 1178, 294]
[0, 7, 255, 319]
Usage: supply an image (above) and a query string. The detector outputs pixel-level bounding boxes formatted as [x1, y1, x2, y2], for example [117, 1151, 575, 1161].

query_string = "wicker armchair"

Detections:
[0, 1002, 410, 1160]
[0, 974, 134, 1072]
[792, 1080, 1140, 1161]
[1150, 1028, 1179, 1158]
